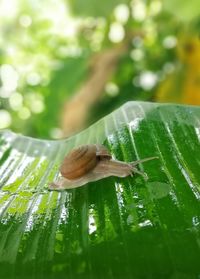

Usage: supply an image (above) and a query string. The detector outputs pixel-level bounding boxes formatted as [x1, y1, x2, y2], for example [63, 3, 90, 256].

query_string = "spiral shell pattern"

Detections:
[60, 145, 98, 180]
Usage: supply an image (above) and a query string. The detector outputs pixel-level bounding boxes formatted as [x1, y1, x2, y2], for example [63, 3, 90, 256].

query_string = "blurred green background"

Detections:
[0, 0, 200, 139]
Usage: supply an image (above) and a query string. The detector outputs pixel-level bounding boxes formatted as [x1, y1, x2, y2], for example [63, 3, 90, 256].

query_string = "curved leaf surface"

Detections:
[0, 102, 200, 279]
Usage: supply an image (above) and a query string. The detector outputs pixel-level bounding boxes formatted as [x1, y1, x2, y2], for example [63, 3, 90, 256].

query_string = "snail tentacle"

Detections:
[130, 156, 159, 166]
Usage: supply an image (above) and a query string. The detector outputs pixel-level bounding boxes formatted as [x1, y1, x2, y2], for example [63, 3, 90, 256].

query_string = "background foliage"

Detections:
[0, 0, 200, 139]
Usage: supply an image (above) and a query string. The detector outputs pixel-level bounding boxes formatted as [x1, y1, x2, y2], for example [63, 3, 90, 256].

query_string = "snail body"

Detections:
[49, 144, 158, 190]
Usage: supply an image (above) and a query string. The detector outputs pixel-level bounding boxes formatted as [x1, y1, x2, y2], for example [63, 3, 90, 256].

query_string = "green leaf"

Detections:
[69, 0, 129, 17]
[30, 56, 89, 139]
[0, 102, 200, 278]
[163, 0, 200, 22]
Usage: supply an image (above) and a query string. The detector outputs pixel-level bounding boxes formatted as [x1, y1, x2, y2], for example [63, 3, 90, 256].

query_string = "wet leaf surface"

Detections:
[0, 102, 200, 279]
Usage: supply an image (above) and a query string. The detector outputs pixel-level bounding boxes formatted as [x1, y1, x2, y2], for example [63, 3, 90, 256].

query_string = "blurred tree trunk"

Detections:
[60, 44, 127, 137]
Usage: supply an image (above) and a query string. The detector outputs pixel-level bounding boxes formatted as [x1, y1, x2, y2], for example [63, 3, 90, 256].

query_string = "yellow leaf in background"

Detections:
[156, 34, 200, 105]
[178, 35, 200, 67]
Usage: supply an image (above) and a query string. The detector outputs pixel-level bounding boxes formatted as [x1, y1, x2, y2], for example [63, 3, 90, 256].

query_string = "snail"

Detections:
[49, 144, 158, 190]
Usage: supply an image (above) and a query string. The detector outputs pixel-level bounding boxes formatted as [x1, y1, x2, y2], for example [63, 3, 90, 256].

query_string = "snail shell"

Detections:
[60, 144, 111, 180]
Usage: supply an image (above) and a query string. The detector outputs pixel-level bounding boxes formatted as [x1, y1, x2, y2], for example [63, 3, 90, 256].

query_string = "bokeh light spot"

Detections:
[105, 82, 119, 97]
[0, 110, 12, 129]
[30, 99, 45, 114]
[19, 15, 32, 27]
[109, 22, 125, 43]
[163, 36, 177, 49]
[131, 0, 146, 22]
[18, 107, 31, 120]
[50, 127, 63, 139]
[26, 72, 41, 86]
[0, 0, 18, 19]
[149, 0, 162, 16]
[114, 4, 130, 24]
[0, 64, 19, 95]
[9, 92, 23, 111]
[139, 71, 158, 90]
[130, 49, 144, 61]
